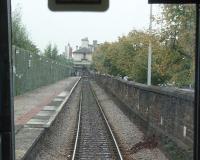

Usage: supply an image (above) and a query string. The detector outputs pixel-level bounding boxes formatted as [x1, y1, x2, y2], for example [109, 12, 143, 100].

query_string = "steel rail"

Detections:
[71, 79, 124, 160]
[71, 86, 82, 160]
[89, 81, 124, 160]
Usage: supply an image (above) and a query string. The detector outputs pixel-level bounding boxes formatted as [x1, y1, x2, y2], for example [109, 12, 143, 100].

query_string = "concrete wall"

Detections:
[93, 74, 194, 159]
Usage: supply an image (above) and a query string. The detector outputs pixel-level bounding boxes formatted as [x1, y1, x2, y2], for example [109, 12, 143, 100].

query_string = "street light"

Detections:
[147, 4, 153, 85]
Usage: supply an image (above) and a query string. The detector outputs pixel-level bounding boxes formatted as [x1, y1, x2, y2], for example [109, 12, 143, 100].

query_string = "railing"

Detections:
[12, 46, 73, 96]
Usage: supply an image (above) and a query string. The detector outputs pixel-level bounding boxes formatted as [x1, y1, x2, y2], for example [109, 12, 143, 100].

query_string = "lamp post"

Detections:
[147, 4, 153, 86]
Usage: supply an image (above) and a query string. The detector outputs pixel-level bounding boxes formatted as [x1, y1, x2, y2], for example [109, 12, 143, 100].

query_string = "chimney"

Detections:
[69, 47, 72, 59]
[93, 40, 97, 46]
[81, 37, 89, 48]
[93, 40, 98, 51]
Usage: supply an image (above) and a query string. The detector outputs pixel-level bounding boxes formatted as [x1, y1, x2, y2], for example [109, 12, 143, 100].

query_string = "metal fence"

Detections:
[12, 46, 72, 96]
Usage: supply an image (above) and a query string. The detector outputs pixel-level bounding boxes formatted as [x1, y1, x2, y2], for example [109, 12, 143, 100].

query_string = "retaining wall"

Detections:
[94, 74, 194, 159]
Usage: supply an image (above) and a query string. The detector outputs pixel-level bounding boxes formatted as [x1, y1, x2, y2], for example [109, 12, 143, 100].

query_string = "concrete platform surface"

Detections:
[15, 77, 81, 160]
[15, 128, 44, 160]
[15, 77, 80, 127]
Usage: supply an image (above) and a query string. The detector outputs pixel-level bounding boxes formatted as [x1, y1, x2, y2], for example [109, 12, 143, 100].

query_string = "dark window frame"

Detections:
[195, 4, 200, 160]
[0, 0, 15, 160]
[0, 1, 199, 159]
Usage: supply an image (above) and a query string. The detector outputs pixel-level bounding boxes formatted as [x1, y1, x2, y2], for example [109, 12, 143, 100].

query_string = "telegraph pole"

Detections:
[147, 4, 152, 85]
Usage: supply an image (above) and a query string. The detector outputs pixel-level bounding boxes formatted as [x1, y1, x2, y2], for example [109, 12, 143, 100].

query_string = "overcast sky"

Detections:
[11, 0, 160, 53]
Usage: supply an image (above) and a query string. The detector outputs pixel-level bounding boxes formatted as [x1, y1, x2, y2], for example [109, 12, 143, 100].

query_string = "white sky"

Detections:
[11, 0, 160, 53]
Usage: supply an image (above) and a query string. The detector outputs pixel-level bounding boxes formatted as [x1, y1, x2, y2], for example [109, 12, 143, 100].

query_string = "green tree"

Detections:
[93, 30, 171, 85]
[12, 8, 39, 53]
[158, 4, 195, 87]
[93, 5, 195, 87]
[57, 54, 73, 66]
[44, 43, 58, 60]
[52, 45, 58, 60]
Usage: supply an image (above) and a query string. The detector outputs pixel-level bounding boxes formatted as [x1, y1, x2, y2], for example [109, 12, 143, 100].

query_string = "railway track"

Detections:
[71, 77, 123, 160]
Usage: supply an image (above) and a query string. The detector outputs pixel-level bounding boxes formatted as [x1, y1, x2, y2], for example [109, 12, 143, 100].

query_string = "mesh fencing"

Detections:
[12, 46, 73, 96]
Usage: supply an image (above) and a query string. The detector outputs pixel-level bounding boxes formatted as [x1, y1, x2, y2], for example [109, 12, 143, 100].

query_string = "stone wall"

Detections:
[93, 74, 194, 159]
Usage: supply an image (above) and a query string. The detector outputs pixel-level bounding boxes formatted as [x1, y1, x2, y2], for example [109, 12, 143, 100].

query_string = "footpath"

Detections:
[15, 77, 81, 160]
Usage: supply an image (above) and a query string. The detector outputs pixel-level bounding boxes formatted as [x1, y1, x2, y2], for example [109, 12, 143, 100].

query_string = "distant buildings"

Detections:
[64, 43, 73, 59]
[68, 37, 98, 66]
[64, 37, 98, 67]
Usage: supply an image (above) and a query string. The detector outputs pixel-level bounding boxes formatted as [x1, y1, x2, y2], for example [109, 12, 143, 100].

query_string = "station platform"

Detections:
[15, 77, 80, 160]
[15, 77, 79, 131]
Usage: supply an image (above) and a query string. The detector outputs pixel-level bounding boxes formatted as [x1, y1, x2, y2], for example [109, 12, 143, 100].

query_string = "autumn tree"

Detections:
[158, 4, 195, 87]
[93, 4, 195, 88]
[93, 30, 171, 85]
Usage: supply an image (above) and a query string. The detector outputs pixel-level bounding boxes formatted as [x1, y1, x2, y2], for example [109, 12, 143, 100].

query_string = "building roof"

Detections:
[81, 37, 89, 41]
[73, 47, 91, 54]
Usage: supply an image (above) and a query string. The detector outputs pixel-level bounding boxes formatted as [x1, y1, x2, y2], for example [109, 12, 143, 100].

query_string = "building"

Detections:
[64, 43, 73, 59]
[72, 38, 98, 66]
[73, 47, 92, 62]
[72, 38, 98, 76]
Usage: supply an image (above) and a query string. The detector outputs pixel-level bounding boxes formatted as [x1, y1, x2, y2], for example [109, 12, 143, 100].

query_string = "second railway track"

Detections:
[72, 77, 123, 160]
